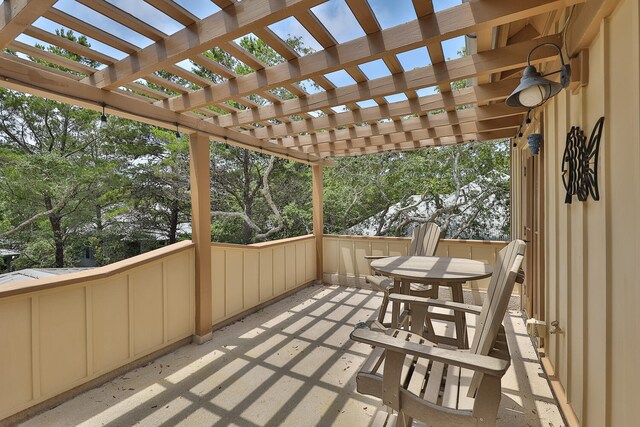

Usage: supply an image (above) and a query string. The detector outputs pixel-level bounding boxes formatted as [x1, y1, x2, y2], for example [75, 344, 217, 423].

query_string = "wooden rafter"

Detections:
[23, 26, 117, 65]
[211, 0, 235, 9]
[44, 8, 139, 54]
[272, 113, 524, 148]
[0, 0, 57, 49]
[144, 0, 198, 27]
[249, 98, 525, 140]
[292, 120, 520, 152]
[84, 0, 327, 89]
[313, 129, 515, 157]
[208, 34, 562, 128]
[76, 0, 168, 40]
[8, 40, 97, 75]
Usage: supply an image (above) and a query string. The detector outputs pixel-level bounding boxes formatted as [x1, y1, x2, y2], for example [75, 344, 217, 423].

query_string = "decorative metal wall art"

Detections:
[562, 117, 605, 203]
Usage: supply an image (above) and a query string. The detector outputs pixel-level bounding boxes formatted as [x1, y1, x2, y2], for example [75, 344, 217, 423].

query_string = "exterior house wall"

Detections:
[513, 0, 640, 423]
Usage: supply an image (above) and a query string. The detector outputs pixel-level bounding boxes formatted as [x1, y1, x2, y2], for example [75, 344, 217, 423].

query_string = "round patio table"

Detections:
[370, 256, 493, 347]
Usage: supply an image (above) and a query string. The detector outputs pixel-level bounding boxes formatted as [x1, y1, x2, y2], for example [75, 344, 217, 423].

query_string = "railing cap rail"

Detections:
[0, 240, 195, 299]
[324, 234, 508, 245]
[211, 234, 314, 250]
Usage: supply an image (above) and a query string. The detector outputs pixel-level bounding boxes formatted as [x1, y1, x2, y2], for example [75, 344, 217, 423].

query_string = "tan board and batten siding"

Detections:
[210, 235, 316, 325]
[322, 235, 513, 294]
[0, 235, 316, 421]
[0, 243, 195, 420]
[512, 0, 640, 424]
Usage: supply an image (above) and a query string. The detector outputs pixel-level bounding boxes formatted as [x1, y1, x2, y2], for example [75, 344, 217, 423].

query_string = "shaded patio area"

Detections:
[21, 285, 564, 427]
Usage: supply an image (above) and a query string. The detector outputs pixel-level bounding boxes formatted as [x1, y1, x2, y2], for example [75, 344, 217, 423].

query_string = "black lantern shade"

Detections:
[506, 43, 571, 108]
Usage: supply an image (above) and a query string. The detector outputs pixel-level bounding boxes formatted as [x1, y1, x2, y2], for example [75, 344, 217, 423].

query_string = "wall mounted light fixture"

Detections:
[506, 43, 571, 108]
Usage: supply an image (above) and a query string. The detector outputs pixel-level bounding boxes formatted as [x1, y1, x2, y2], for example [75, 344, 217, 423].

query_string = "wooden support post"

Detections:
[189, 133, 212, 343]
[312, 164, 324, 282]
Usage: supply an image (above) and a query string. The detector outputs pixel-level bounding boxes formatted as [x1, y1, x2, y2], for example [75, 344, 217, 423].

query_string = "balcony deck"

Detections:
[19, 285, 564, 427]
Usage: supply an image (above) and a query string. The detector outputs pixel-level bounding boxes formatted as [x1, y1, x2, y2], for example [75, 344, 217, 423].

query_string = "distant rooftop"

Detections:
[0, 268, 93, 286]
[0, 249, 19, 257]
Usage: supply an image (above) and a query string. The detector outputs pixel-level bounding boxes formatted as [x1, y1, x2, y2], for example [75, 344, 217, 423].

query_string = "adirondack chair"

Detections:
[351, 240, 525, 427]
[365, 222, 443, 325]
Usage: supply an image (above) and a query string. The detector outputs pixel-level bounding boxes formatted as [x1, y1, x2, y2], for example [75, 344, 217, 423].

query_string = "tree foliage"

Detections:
[0, 31, 510, 271]
[325, 143, 511, 239]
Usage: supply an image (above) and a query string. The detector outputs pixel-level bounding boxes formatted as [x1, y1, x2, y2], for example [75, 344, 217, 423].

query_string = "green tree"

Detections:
[0, 89, 120, 267]
[324, 141, 511, 239]
[192, 35, 316, 243]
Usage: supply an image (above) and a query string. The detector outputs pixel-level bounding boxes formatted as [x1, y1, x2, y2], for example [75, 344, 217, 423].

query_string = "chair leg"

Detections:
[378, 291, 389, 324]
[398, 410, 413, 427]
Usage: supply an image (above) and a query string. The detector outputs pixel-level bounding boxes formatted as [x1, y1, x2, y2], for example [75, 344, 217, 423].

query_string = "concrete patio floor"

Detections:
[20, 285, 565, 427]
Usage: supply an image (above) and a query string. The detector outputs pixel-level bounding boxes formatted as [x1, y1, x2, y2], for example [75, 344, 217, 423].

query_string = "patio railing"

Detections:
[211, 235, 317, 327]
[0, 234, 508, 421]
[323, 235, 511, 294]
[0, 241, 195, 420]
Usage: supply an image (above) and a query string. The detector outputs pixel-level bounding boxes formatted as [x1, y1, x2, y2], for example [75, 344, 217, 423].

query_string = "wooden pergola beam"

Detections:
[23, 25, 118, 66]
[0, 54, 323, 164]
[298, 122, 519, 153]
[145, 0, 198, 27]
[210, 34, 562, 128]
[44, 8, 139, 55]
[567, 0, 622, 57]
[76, 0, 168, 41]
[278, 115, 523, 148]
[211, 0, 235, 9]
[0, 0, 57, 49]
[161, 0, 582, 112]
[250, 99, 525, 140]
[84, 0, 326, 90]
[320, 129, 515, 157]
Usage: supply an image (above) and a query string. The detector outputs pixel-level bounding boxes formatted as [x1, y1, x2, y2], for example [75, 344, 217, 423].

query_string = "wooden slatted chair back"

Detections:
[408, 222, 442, 257]
[468, 239, 526, 396]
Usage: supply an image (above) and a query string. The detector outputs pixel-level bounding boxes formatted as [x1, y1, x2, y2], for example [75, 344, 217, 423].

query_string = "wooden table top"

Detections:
[370, 256, 493, 283]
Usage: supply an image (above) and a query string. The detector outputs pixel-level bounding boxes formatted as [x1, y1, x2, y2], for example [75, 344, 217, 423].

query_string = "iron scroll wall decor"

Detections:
[562, 117, 605, 203]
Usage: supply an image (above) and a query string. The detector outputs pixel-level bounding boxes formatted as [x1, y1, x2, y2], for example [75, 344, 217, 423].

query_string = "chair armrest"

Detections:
[351, 329, 509, 376]
[388, 293, 482, 315]
[364, 255, 389, 260]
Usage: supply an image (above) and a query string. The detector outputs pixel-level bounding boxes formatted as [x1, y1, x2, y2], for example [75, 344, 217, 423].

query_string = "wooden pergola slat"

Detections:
[294, 120, 520, 152]
[76, 0, 168, 41]
[84, 0, 327, 90]
[43, 8, 139, 55]
[274, 114, 524, 148]
[249, 100, 526, 140]
[0, 0, 57, 50]
[209, 34, 562, 128]
[23, 26, 117, 66]
[8, 40, 97, 75]
[314, 129, 515, 157]
[144, 0, 198, 27]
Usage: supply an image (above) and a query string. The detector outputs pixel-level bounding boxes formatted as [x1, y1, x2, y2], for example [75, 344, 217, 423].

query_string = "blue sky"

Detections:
[13, 0, 467, 97]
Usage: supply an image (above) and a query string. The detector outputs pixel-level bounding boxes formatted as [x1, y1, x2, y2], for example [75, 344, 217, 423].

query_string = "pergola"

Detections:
[1, 1, 622, 423]
[0, 0, 588, 162]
